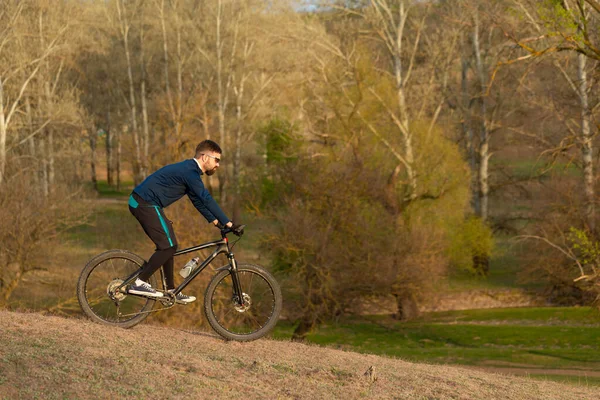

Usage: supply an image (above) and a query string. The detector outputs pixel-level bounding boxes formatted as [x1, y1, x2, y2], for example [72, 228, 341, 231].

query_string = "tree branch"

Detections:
[518, 235, 586, 276]
[584, 0, 600, 14]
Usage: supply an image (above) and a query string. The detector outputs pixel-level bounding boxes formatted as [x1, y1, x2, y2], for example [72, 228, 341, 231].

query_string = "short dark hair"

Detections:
[195, 140, 222, 157]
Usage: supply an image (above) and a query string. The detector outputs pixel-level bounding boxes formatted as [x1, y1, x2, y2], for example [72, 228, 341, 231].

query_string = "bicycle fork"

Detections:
[227, 253, 245, 306]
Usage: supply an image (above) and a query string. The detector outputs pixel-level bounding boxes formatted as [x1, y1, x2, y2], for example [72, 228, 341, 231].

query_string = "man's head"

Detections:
[195, 140, 222, 176]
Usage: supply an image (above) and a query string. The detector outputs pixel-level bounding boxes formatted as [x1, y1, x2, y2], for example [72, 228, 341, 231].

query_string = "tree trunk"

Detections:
[176, 13, 184, 150]
[41, 12, 55, 194]
[0, 267, 22, 307]
[473, 10, 489, 222]
[39, 136, 49, 197]
[473, 252, 490, 276]
[159, 0, 175, 151]
[392, 2, 417, 202]
[117, 0, 142, 184]
[216, 0, 230, 204]
[116, 127, 122, 191]
[578, 52, 595, 231]
[384, 164, 402, 213]
[291, 317, 314, 342]
[90, 126, 98, 191]
[106, 110, 113, 186]
[472, 10, 490, 275]
[0, 78, 7, 186]
[48, 128, 55, 191]
[362, 0, 418, 205]
[233, 100, 242, 222]
[232, 63, 249, 221]
[140, 21, 149, 178]
[202, 94, 211, 139]
[217, 0, 224, 151]
[462, 56, 479, 213]
[159, 0, 185, 156]
[393, 292, 420, 321]
[36, 90, 49, 197]
[479, 135, 490, 222]
[25, 95, 36, 181]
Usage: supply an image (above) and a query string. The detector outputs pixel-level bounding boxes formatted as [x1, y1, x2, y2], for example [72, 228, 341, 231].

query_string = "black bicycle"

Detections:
[76, 225, 282, 341]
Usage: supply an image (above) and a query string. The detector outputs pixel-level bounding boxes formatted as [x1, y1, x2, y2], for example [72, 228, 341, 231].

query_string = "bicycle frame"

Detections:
[116, 234, 244, 304]
[171, 237, 241, 297]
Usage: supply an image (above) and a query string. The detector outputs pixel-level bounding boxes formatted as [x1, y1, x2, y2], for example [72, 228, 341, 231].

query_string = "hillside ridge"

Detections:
[0, 310, 597, 399]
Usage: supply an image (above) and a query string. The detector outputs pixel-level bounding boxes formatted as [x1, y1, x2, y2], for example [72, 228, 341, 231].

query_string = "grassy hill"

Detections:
[1, 311, 598, 400]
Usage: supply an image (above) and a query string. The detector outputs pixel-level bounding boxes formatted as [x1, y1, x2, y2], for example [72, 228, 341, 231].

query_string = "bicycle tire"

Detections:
[204, 263, 282, 341]
[77, 249, 156, 329]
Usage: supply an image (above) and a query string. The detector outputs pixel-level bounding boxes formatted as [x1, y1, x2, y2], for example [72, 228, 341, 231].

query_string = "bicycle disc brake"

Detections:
[234, 293, 251, 313]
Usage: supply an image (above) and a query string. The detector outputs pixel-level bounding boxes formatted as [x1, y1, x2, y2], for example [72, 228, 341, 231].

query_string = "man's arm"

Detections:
[187, 195, 217, 223]
[185, 173, 231, 226]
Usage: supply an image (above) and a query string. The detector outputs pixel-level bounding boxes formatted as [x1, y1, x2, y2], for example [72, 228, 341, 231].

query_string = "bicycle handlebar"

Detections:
[221, 224, 246, 238]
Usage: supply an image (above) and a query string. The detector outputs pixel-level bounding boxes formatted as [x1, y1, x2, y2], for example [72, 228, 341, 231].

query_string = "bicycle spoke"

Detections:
[209, 269, 276, 335]
[84, 255, 153, 323]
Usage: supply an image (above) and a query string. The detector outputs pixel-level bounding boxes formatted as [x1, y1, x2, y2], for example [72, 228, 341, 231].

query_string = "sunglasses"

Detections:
[202, 153, 221, 163]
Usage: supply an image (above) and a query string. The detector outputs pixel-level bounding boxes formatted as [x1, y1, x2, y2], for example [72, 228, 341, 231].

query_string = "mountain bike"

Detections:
[76, 225, 282, 342]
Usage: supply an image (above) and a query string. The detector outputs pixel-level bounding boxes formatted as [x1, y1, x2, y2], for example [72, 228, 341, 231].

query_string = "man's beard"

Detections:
[205, 168, 217, 176]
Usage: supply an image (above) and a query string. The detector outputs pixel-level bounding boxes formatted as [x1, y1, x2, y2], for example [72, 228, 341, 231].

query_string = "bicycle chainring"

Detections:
[159, 292, 176, 307]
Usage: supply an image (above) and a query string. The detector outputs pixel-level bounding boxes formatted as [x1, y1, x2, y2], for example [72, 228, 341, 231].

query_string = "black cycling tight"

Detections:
[138, 246, 177, 289]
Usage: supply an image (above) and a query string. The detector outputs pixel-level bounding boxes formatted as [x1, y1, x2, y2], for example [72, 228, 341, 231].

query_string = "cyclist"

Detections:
[127, 139, 242, 304]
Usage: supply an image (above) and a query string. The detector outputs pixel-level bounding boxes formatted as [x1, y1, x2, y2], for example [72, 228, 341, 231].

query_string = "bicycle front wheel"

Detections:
[204, 263, 282, 341]
[77, 249, 157, 329]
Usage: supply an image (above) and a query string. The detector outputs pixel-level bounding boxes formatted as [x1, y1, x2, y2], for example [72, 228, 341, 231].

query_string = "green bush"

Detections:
[448, 216, 495, 274]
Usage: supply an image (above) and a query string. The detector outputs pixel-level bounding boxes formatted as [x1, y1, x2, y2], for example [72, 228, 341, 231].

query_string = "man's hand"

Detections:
[214, 221, 242, 236]
[231, 223, 244, 236]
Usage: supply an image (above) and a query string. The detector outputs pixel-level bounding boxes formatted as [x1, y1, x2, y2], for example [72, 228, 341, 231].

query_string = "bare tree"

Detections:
[115, 0, 143, 183]
[0, 0, 88, 305]
[158, 0, 186, 152]
[0, 1, 71, 187]
[472, 9, 491, 221]
[214, 0, 237, 203]
[362, 0, 420, 202]
[511, 0, 599, 230]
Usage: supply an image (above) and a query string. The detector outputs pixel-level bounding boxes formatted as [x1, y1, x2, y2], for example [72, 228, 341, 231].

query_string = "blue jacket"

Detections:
[133, 159, 230, 225]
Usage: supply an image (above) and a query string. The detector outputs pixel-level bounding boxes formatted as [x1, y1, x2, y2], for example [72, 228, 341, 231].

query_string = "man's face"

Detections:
[202, 151, 221, 176]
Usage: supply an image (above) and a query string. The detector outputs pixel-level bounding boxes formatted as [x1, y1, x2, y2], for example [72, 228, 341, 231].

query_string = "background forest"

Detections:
[2, 0, 600, 356]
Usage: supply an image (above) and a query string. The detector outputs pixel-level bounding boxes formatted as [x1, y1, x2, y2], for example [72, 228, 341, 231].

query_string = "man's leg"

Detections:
[128, 193, 178, 297]
[128, 192, 194, 303]
[138, 246, 177, 285]
[163, 256, 175, 290]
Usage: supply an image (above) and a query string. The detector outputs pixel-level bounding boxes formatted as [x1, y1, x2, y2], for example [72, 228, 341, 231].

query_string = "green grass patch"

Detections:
[491, 158, 582, 180]
[65, 203, 143, 251]
[416, 307, 600, 324]
[95, 180, 134, 197]
[274, 307, 600, 386]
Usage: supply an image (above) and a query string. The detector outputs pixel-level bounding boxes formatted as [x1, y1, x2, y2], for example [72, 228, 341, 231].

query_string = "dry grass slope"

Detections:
[0, 311, 597, 400]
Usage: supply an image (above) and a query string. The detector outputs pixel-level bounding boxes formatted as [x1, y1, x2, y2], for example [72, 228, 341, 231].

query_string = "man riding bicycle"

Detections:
[127, 139, 242, 304]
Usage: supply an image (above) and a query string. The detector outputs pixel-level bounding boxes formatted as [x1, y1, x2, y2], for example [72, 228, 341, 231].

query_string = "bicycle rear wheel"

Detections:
[204, 263, 282, 341]
[77, 249, 157, 329]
